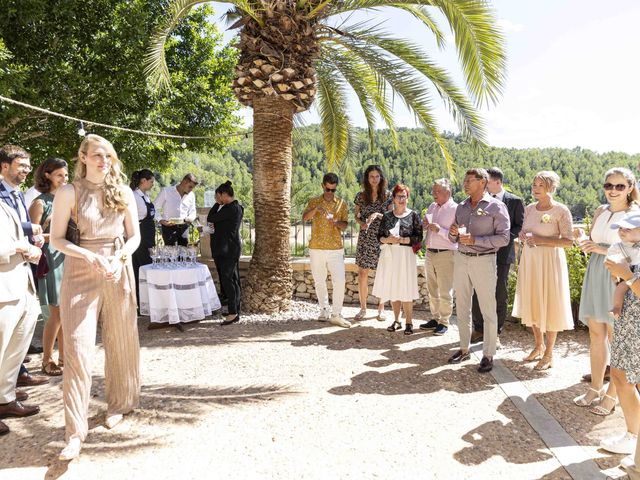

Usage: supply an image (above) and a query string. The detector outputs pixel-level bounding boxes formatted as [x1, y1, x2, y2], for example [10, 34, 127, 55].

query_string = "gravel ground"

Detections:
[0, 301, 628, 480]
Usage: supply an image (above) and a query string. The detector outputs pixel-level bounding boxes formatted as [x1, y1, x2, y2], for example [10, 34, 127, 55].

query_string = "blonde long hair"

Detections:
[75, 134, 129, 212]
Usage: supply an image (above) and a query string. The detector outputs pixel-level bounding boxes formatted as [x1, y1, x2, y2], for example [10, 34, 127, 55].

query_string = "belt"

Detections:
[427, 248, 452, 253]
[459, 251, 496, 257]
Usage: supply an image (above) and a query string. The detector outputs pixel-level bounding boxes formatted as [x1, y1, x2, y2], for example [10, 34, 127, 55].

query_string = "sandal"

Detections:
[404, 324, 414, 335]
[354, 308, 367, 320]
[573, 387, 604, 407]
[534, 356, 553, 371]
[523, 347, 543, 362]
[376, 311, 387, 322]
[42, 360, 63, 376]
[589, 394, 617, 416]
[386, 321, 401, 332]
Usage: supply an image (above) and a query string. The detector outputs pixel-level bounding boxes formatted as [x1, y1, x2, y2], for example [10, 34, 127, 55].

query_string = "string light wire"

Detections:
[0, 94, 251, 140]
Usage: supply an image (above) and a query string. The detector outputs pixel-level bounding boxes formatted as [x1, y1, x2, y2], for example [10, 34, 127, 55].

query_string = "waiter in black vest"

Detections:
[471, 167, 525, 342]
[130, 169, 156, 309]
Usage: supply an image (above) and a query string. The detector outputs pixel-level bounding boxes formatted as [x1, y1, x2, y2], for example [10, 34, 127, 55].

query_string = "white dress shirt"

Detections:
[153, 185, 197, 222]
[493, 188, 505, 202]
[134, 188, 152, 221]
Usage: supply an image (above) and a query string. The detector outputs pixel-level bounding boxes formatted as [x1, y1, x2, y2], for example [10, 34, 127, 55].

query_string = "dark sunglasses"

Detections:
[603, 183, 628, 191]
[324, 188, 337, 193]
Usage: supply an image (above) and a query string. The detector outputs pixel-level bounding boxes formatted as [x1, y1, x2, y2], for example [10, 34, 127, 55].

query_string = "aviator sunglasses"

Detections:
[603, 182, 628, 191]
[324, 187, 337, 193]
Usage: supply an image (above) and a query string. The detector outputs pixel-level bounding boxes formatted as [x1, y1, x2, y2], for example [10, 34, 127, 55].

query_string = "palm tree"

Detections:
[146, 0, 506, 313]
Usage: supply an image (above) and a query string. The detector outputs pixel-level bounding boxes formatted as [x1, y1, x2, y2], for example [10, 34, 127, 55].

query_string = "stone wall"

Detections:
[203, 255, 430, 310]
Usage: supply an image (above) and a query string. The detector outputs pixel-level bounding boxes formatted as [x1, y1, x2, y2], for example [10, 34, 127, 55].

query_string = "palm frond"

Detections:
[324, 35, 456, 177]
[325, 0, 506, 105]
[324, 24, 484, 143]
[144, 0, 208, 91]
[315, 64, 352, 169]
[428, 0, 506, 106]
[390, 4, 446, 48]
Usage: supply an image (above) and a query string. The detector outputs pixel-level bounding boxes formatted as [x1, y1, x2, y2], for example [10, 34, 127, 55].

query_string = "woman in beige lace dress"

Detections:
[51, 134, 141, 460]
[512, 171, 574, 370]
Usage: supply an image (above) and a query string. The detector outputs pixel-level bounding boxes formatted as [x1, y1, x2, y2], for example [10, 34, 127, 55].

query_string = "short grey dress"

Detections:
[578, 208, 626, 325]
[611, 264, 640, 383]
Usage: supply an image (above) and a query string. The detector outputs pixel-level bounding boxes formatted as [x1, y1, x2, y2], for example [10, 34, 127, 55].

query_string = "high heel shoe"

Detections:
[523, 347, 543, 362]
[573, 387, 604, 407]
[534, 356, 553, 370]
[589, 394, 617, 416]
[386, 320, 401, 332]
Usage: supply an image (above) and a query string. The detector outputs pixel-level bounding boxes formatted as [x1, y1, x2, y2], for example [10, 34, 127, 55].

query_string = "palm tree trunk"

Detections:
[243, 96, 295, 313]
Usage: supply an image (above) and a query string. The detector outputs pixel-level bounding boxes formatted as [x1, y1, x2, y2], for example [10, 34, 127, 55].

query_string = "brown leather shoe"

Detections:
[15, 390, 28, 402]
[0, 400, 40, 419]
[0, 420, 9, 436]
[16, 372, 49, 387]
[581, 365, 611, 383]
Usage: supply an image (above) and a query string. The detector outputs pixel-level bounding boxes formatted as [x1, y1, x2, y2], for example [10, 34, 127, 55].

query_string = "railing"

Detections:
[240, 219, 359, 257]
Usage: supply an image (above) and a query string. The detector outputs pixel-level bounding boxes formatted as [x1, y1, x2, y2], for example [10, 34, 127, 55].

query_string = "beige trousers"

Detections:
[424, 250, 455, 326]
[453, 252, 498, 357]
[60, 241, 140, 442]
[0, 290, 39, 403]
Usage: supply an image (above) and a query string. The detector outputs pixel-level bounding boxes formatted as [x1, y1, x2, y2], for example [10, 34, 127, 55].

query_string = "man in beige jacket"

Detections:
[0, 200, 42, 435]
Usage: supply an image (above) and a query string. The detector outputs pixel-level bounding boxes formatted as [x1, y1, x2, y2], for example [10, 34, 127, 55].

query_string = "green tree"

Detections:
[147, 0, 506, 313]
[0, 0, 239, 172]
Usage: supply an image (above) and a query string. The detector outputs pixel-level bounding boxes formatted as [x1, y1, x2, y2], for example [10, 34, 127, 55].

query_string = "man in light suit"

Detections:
[0, 200, 42, 435]
[471, 167, 525, 342]
[0, 145, 48, 387]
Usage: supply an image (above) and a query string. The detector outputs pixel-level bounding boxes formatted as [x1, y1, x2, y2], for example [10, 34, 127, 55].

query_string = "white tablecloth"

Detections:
[139, 264, 221, 324]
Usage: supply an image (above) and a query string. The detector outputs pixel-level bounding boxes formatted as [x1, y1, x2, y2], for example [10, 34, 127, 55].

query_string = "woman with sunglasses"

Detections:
[353, 165, 392, 321]
[574, 168, 639, 419]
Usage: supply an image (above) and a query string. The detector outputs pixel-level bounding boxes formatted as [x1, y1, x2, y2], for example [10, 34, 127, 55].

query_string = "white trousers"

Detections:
[309, 249, 345, 316]
[453, 252, 498, 357]
[0, 291, 40, 403]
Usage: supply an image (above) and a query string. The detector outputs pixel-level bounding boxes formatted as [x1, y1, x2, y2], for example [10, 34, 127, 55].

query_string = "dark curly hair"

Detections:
[34, 157, 68, 193]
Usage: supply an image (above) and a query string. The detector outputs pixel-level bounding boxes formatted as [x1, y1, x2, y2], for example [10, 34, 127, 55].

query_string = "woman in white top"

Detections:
[129, 169, 156, 308]
[574, 167, 639, 415]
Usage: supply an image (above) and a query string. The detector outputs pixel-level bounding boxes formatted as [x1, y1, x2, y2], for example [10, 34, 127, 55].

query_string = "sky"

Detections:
[211, 0, 640, 154]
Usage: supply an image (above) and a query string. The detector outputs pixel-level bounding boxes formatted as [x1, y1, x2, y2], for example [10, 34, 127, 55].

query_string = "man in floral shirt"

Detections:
[447, 168, 510, 373]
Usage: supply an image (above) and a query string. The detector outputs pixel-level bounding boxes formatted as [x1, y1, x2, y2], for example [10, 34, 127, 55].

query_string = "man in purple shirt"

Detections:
[447, 168, 510, 373]
[419, 178, 457, 336]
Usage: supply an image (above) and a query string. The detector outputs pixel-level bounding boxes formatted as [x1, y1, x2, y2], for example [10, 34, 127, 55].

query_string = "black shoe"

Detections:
[478, 356, 493, 373]
[404, 324, 413, 335]
[448, 350, 470, 364]
[221, 315, 240, 326]
[27, 345, 43, 355]
[419, 319, 438, 330]
[433, 324, 448, 336]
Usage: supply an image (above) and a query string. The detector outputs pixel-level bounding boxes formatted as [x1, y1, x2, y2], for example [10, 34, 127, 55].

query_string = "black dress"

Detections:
[132, 191, 156, 307]
[207, 200, 244, 315]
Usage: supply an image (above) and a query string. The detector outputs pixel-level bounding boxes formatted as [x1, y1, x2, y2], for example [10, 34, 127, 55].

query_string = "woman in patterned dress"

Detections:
[601, 216, 640, 456]
[512, 171, 574, 370]
[353, 165, 391, 321]
[29, 157, 68, 376]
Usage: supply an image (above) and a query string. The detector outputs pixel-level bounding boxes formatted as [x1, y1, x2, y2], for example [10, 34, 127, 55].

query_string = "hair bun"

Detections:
[224, 180, 232, 187]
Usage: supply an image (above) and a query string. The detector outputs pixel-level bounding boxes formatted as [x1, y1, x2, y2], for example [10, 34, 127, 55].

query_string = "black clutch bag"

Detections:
[65, 183, 80, 245]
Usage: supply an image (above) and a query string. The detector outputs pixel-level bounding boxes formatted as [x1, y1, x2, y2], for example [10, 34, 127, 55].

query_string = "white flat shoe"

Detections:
[59, 438, 82, 461]
[601, 431, 638, 455]
[105, 414, 123, 429]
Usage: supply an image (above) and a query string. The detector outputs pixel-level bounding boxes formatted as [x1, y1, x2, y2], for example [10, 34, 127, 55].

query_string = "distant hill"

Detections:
[165, 125, 640, 222]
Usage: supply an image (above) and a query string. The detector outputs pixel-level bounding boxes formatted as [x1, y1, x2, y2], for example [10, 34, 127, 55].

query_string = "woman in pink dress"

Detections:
[512, 171, 574, 370]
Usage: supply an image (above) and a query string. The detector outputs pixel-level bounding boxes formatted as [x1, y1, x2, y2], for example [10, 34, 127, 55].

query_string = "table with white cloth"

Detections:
[139, 263, 221, 324]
